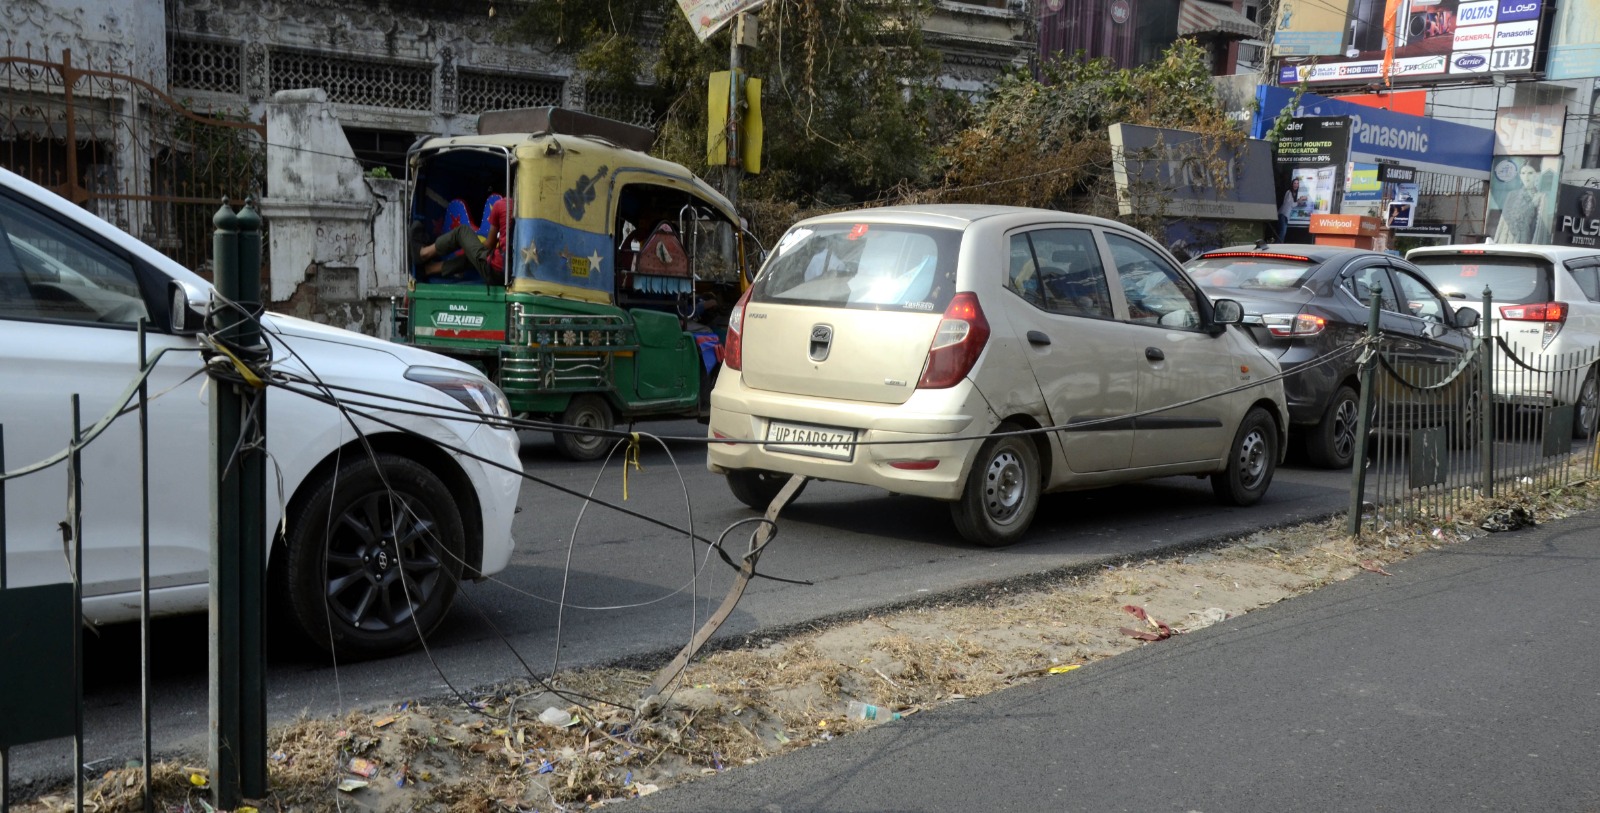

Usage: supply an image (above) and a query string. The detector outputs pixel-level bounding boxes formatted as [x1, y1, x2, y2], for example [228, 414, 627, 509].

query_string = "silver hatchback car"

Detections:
[707, 205, 1288, 546]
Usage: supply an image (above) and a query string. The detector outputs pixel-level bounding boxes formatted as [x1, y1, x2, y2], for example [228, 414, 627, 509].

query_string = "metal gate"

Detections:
[0, 43, 266, 276]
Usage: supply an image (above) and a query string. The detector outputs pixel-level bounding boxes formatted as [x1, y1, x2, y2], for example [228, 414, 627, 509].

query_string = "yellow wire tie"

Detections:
[213, 340, 266, 389]
[621, 432, 644, 500]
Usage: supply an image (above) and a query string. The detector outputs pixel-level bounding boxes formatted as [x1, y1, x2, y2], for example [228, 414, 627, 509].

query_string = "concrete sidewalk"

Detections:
[616, 510, 1600, 812]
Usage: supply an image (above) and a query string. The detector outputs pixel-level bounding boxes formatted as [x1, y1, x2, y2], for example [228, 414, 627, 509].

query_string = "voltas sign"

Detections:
[1275, 0, 1545, 88]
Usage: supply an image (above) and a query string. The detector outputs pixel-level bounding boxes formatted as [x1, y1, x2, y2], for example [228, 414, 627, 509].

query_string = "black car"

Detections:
[1188, 244, 1481, 468]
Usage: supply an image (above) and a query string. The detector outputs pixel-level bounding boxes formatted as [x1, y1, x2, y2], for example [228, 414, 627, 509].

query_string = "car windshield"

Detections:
[752, 223, 961, 312]
[1186, 255, 1317, 290]
[1409, 254, 1551, 303]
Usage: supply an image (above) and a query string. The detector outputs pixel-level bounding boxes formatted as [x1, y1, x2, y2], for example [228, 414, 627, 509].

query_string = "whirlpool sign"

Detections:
[1275, 0, 1546, 88]
[1255, 86, 1496, 178]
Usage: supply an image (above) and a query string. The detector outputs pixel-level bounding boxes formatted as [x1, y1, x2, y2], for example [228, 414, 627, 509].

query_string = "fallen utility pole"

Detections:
[638, 474, 807, 717]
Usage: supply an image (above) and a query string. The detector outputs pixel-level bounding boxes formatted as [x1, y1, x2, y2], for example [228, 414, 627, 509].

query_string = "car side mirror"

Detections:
[169, 280, 210, 335]
[1451, 306, 1481, 330]
[1211, 298, 1245, 325]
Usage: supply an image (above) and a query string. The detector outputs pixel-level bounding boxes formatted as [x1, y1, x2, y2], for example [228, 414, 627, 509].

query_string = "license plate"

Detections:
[764, 421, 857, 461]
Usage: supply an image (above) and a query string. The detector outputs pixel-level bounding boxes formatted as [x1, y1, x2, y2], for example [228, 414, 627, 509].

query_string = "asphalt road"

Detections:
[617, 505, 1600, 813]
[0, 419, 1490, 788]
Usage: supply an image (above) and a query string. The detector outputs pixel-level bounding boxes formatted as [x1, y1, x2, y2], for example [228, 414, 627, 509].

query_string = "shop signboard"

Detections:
[1272, 0, 1350, 56]
[1256, 85, 1494, 178]
[1345, 163, 1383, 206]
[1486, 155, 1562, 245]
[1547, 0, 1600, 80]
[1394, 222, 1456, 237]
[1274, 0, 1547, 89]
[1275, 117, 1351, 228]
[1494, 105, 1566, 156]
[1553, 184, 1600, 248]
[1108, 124, 1277, 220]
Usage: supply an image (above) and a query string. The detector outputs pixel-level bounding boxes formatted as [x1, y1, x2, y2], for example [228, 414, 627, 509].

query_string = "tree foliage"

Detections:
[505, 0, 960, 225]
[934, 39, 1245, 232]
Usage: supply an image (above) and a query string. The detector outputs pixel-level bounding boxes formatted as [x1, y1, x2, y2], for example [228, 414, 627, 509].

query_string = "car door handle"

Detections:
[1145, 347, 1164, 362]
[1027, 330, 1051, 346]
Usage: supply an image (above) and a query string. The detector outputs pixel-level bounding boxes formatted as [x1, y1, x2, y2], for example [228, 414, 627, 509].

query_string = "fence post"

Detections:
[1480, 286, 1494, 498]
[1347, 284, 1383, 537]
[209, 200, 269, 809]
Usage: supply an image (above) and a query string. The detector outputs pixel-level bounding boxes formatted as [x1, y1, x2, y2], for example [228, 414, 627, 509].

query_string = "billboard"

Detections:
[1547, 0, 1600, 80]
[1553, 185, 1600, 248]
[1108, 124, 1278, 220]
[1486, 155, 1561, 245]
[1272, 0, 1351, 56]
[1275, 117, 1352, 228]
[1493, 105, 1565, 156]
[1276, 0, 1546, 88]
[1255, 85, 1495, 178]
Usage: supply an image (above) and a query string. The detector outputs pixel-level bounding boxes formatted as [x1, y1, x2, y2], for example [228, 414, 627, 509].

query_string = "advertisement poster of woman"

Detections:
[1487, 156, 1560, 245]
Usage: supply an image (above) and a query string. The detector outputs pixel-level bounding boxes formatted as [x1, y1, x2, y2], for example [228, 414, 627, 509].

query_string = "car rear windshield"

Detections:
[1185, 255, 1317, 290]
[752, 223, 961, 312]
[1409, 255, 1551, 303]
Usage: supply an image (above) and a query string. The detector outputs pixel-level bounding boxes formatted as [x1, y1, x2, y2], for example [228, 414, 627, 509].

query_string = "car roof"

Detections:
[795, 204, 1130, 232]
[1406, 244, 1600, 262]
[1198, 243, 1389, 263]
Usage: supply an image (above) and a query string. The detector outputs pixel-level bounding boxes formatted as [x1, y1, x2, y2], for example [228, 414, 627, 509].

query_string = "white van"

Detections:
[0, 167, 523, 658]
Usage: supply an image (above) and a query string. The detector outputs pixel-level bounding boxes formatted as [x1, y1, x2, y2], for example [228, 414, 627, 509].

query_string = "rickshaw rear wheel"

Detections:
[553, 394, 616, 461]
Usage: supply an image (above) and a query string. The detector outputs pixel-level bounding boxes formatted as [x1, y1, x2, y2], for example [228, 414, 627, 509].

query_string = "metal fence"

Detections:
[1356, 289, 1600, 534]
[0, 42, 267, 277]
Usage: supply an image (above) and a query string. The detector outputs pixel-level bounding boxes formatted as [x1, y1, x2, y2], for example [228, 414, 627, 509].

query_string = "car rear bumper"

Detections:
[706, 375, 988, 501]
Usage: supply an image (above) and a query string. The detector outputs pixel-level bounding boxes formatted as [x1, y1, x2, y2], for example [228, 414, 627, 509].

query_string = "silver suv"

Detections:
[708, 205, 1288, 547]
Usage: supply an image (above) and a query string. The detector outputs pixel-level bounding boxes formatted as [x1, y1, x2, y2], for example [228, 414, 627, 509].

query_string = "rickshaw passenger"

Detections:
[418, 188, 510, 282]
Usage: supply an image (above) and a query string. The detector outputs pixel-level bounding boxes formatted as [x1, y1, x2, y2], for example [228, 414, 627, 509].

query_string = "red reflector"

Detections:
[888, 460, 940, 471]
[1200, 251, 1313, 262]
[712, 430, 737, 445]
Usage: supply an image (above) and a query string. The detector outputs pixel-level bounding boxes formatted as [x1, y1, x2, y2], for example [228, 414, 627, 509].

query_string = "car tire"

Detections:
[726, 469, 806, 510]
[553, 394, 616, 461]
[283, 453, 466, 659]
[1574, 366, 1598, 440]
[1305, 385, 1359, 469]
[1212, 407, 1277, 507]
[950, 425, 1040, 548]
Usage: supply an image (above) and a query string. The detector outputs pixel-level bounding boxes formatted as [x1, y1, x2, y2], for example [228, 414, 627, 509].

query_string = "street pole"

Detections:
[722, 13, 753, 208]
[209, 200, 268, 809]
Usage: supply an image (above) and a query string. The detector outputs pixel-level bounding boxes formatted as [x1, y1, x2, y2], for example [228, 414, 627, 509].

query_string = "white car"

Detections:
[707, 205, 1287, 547]
[1407, 244, 1600, 438]
[0, 167, 522, 658]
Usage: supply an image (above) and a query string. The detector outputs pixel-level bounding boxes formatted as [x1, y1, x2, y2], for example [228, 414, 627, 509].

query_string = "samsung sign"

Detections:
[1255, 86, 1495, 178]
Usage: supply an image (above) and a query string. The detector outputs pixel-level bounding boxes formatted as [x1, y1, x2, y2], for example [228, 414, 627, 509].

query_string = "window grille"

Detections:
[268, 49, 431, 110]
[458, 70, 563, 115]
[170, 38, 242, 94]
[584, 89, 656, 129]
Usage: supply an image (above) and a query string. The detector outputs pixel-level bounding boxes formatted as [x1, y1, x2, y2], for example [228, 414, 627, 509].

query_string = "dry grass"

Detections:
[18, 478, 1598, 813]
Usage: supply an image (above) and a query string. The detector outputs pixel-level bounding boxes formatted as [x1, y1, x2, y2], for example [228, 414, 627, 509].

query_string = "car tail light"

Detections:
[917, 292, 990, 389]
[1500, 301, 1567, 348]
[1500, 302, 1566, 322]
[724, 287, 754, 371]
[1261, 312, 1326, 337]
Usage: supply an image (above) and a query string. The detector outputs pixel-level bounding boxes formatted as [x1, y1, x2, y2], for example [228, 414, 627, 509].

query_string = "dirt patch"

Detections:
[18, 480, 1599, 813]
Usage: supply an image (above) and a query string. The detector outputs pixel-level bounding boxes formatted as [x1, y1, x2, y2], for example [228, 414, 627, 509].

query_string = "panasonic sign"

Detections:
[1350, 115, 1430, 153]
[1495, 20, 1539, 46]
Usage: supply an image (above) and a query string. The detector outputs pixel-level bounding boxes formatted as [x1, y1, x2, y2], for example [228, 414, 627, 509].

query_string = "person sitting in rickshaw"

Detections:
[417, 186, 509, 282]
